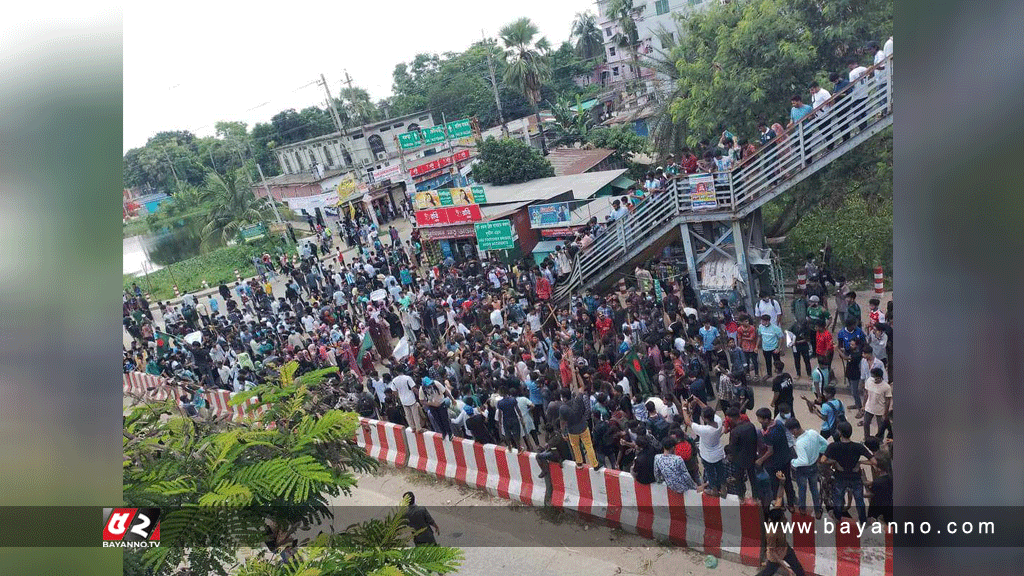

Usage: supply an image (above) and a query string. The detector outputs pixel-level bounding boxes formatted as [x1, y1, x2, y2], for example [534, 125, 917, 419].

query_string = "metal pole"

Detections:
[255, 161, 289, 247]
[732, 219, 755, 314]
[483, 30, 509, 139]
[679, 222, 699, 302]
[797, 121, 807, 167]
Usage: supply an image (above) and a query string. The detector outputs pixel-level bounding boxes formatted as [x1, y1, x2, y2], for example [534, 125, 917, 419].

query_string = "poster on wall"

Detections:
[689, 174, 718, 210]
[414, 187, 477, 210]
[527, 202, 571, 228]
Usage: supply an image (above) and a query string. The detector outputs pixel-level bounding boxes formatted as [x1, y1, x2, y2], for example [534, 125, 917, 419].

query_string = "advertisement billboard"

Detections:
[527, 202, 572, 228]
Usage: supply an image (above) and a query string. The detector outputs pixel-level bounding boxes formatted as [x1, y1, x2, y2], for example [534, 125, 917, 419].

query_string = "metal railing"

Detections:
[558, 54, 894, 297]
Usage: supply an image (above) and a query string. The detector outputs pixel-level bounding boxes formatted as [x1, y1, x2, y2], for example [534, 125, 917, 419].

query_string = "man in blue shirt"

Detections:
[756, 314, 786, 377]
[836, 317, 867, 355]
[789, 94, 813, 127]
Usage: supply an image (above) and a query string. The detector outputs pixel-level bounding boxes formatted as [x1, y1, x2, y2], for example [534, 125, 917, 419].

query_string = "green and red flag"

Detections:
[356, 330, 374, 362]
[623, 350, 652, 396]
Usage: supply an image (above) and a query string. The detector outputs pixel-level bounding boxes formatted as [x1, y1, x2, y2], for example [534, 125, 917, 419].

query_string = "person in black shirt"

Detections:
[865, 458, 892, 522]
[464, 404, 494, 445]
[770, 361, 795, 417]
[631, 435, 658, 484]
[536, 423, 572, 478]
[823, 421, 873, 521]
[402, 492, 439, 546]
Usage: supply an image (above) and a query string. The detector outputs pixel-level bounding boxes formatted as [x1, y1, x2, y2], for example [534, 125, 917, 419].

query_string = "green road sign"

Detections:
[398, 132, 422, 149]
[446, 118, 472, 139]
[474, 220, 514, 251]
[239, 223, 267, 240]
[470, 185, 487, 204]
[421, 126, 446, 145]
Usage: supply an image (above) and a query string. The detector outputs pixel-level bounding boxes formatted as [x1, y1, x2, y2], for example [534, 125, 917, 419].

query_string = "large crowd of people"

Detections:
[122, 39, 894, 574]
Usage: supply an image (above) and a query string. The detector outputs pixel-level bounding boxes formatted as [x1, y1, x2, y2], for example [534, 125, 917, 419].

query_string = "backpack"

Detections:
[824, 398, 847, 432]
[649, 415, 670, 440]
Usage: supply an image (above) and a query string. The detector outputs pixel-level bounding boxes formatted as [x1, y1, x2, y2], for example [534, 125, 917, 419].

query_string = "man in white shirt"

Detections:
[754, 291, 783, 326]
[810, 81, 831, 109]
[847, 60, 870, 132]
[489, 304, 504, 330]
[390, 368, 422, 431]
[610, 199, 629, 220]
[883, 36, 893, 58]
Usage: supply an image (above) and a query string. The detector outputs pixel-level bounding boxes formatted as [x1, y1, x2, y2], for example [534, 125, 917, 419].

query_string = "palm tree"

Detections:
[609, 0, 644, 98]
[500, 17, 552, 155]
[200, 166, 272, 251]
[571, 11, 605, 62]
[644, 25, 690, 156]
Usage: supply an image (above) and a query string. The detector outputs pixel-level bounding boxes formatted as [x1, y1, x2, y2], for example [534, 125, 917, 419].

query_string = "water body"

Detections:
[123, 235, 161, 276]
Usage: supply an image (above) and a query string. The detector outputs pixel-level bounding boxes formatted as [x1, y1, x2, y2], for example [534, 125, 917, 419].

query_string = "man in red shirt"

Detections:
[536, 274, 552, 301]
[736, 316, 760, 377]
[814, 321, 834, 368]
[680, 147, 699, 174]
[595, 310, 613, 346]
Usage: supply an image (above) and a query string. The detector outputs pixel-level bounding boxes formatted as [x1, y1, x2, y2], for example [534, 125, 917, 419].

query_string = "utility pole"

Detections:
[319, 72, 378, 229]
[255, 161, 287, 241]
[483, 30, 509, 139]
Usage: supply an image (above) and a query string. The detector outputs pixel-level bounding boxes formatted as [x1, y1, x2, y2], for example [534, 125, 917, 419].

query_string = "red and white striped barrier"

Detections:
[797, 270, 807, 293]
[234, 269, 242, 283]
[873, 266, 884, 294]
[547, 461, 890, 576]
[123, 371, 266, 422]
[403, 427, 545, 505]
[173, 285, 180, 298]
[356, 418, 408, 467]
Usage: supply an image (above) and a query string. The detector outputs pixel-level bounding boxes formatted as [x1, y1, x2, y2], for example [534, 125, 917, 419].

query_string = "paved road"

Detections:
[328, 466, 754, 576]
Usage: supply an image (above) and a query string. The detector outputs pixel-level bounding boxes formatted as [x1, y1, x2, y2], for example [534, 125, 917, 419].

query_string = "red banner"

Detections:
[409, 149, 472, 177]
[415, 208, 449, 227]
[446, 203, 481, 224]
[414, 204, 482, 228]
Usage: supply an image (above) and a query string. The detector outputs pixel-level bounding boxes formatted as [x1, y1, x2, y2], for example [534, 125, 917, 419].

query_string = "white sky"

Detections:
[124, 0, 595, 153]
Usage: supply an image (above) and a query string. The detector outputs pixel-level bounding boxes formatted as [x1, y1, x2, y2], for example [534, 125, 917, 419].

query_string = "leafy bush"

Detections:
[470, 137, 554, 185]
[124, 236, 290, 300]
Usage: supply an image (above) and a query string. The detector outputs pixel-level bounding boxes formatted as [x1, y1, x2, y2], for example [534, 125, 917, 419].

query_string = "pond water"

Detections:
[123, 235, 161, 276]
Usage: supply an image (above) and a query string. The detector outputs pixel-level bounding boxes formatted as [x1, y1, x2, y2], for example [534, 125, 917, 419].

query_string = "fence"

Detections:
[122, 371, 266, 421]
[355, 417, 892, 576]
[567, 54, 894, 294]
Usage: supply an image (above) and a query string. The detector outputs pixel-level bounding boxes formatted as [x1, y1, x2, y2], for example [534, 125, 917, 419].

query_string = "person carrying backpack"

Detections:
[801, 385, 846, 440]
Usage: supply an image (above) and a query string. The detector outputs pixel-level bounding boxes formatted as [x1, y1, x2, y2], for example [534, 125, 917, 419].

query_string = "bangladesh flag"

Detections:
[356, 331, 374, 362]
[155, 331, 176, 357]
[624, 350, 652, 396]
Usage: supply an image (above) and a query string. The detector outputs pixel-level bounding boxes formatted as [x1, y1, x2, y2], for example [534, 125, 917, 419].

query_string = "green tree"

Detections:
[571, 11, 605, 61]
[470, 137, 554, 185]
[337, 86, 382, 126]
[199, 166, 272, 251]
[549, 95, 594, 147]
[500, 17, 552, 155]
[585, 126, 648, 164]
[643, 24, 690, 157]
[123, 361, 462, 576]
[657, 0, 892, 237]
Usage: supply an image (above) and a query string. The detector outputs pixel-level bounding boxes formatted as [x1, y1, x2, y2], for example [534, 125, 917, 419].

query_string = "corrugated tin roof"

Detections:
[476, 169, 628, 205]
[545, 148, 616, 176]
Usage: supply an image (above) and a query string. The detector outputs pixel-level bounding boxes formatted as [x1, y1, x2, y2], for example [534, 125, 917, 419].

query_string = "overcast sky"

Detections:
[124, 1, 595, 153]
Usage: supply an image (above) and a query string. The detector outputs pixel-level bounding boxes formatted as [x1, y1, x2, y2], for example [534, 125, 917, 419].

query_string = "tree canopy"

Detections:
[123, 361, 462, 576]
[470, 137, 554, 185]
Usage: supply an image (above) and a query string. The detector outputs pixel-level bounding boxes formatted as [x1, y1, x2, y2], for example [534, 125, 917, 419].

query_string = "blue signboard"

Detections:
[527, 202, 572, 228]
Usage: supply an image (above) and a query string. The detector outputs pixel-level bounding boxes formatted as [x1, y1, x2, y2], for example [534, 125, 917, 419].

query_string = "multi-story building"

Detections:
[257, 110, 479, 222]
[592, 0, 718, 122]
[272, 110, 437, 179]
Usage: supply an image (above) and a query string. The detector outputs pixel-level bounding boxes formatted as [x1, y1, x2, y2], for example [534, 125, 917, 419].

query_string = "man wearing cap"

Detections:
[806, 295, 830, 327]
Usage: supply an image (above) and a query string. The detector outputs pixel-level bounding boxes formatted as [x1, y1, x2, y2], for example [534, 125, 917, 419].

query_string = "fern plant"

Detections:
[123, 361, 454, 576]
